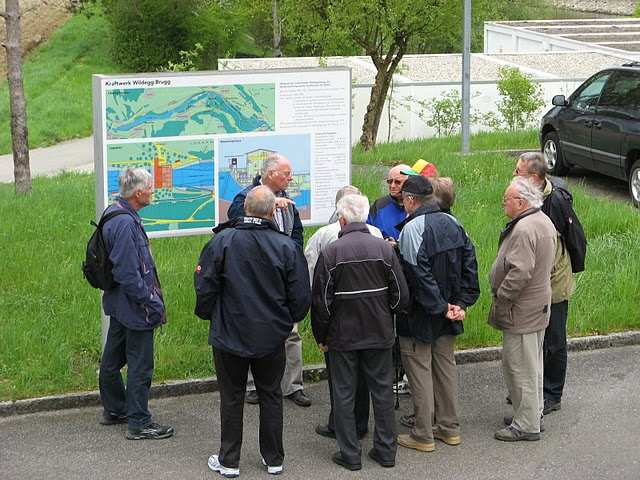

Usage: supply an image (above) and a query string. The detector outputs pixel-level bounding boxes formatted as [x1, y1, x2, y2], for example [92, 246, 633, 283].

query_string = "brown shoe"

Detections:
[397, 434, 435, 452]
[433, 430, 461, 446]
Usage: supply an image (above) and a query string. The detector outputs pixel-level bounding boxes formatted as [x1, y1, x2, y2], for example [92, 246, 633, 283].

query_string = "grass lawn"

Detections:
[1, 135, 639, 401]
[0, 12, 122, 155]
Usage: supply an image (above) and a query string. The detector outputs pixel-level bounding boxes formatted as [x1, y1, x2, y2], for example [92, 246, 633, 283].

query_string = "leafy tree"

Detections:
[282, 0, 456, 151]
[492, 66, 545, 131]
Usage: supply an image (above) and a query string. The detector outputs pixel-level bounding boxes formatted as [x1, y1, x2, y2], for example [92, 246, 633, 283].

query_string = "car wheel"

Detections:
[542, 131, 569, 176]
[629, 159, 640, 208]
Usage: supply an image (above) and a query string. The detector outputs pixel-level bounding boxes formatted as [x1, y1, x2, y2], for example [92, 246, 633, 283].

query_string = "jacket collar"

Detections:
[338, 222, 370, 238]
[499, 207, 540, 245]
[395, 201, 440, 232]
[213, 215, 282, 234]
[114, 197, 141, 222]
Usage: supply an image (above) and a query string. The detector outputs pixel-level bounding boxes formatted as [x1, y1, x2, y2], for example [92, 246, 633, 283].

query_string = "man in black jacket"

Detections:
[227, 153, 310, 407]
[311, 193, 409, 471]
[195, 186, 311, 477]
[396, 176, 480, 453]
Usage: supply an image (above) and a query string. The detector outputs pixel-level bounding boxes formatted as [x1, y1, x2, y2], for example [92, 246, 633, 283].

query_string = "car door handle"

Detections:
[592, 120, 602, 129]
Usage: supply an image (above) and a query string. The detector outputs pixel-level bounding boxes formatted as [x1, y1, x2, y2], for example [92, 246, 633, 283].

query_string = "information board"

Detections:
[92, 68, 351, 237]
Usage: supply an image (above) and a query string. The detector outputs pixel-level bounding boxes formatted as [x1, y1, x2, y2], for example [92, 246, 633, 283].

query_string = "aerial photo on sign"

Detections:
[105, 83, 276, 140]
[218, 134, 311, 222]
[107, 139, 215, 232]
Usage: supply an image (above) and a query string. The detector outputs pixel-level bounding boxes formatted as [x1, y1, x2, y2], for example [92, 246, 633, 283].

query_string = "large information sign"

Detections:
[92, 68, 351, 237]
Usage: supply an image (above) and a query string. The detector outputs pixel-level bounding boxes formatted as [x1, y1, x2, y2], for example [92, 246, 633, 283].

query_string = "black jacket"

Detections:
[311, 222, 409, 351]
[228, 176, 304, 249]
[396, 203, 480, 343]
[194, 216, 311, 358]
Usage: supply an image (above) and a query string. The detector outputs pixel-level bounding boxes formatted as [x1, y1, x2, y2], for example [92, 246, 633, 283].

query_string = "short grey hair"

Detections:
[518, 151, 547, 180]
[510, 176, 543, 209]
[261, 152, 288, 177]
[119, 168, 152, 198]
[336, 194, 370, 224]
[245, 185, 276, 218]
[335, 185, 361, 206]
[432, 177, 455, 210]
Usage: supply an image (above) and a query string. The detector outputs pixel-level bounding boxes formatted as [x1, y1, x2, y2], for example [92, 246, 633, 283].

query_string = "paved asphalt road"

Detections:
[2, 345, 639, 480]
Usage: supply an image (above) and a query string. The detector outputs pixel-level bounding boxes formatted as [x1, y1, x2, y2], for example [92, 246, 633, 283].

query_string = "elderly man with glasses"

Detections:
[367, 164, 412, 242]
[489, 176, 557, 442]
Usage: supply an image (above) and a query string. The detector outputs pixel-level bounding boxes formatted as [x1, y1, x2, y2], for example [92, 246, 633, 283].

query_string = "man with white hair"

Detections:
[305, 186, 382, 440]
[311, 194, 409, 471]
[228, 153, 310, 407]
[489, 176, 557, 442]
[99, 168, 173, 440]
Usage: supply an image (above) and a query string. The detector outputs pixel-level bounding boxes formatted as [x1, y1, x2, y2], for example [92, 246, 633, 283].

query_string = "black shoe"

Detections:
[503, 416, 545, 432]
[315, 424, 336, 439]
[245, 390, 259, 405]
[100, 412, 127, 426]
[506, 395, 512, 405]
[286, 390, 311, 407]
[543, 399, 561, 415]
[331, 452, 361, 471]
[367, 448, 395, 468]
[126, 422, 174, 440]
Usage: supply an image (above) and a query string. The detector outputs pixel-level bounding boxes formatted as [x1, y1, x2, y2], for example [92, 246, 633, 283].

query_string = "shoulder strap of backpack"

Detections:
[97, 209, 132, 229]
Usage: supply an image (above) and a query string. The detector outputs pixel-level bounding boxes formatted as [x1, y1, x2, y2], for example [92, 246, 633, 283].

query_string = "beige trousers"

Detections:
[502, 330, 545, 433]
[400, 335, 459, 443]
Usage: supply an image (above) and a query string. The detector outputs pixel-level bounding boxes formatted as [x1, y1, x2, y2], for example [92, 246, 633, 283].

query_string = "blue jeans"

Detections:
[99, 317, 154, 429]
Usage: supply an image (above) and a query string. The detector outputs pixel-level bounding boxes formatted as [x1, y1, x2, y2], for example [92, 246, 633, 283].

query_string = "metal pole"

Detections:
[461, 0, 471, 154]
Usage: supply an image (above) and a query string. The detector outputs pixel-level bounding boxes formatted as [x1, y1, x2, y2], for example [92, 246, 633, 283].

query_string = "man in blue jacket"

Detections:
[227, 153, 310, 407]
[195, 185, 311, 477]
[99, 168, 173, 440]
[367, 164, 411, 242]
[396, 176, 480, 453]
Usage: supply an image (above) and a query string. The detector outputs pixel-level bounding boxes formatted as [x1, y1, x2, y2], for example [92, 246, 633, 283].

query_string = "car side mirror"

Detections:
[552, 95, 568, 107]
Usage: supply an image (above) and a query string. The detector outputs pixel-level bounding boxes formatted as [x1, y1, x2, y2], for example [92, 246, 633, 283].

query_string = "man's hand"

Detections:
[385, 238, 398, 247]
[318, 343, 328, 353]
[274, 197, 295, 209]
[446, 304, 466, 321]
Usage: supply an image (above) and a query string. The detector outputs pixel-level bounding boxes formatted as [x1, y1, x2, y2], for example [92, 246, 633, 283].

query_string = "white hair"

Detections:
[261, 152, 288, 177]
[119, 168, 152, 198]
[336, 194, 370, 224]
[510, 176, 543, 209]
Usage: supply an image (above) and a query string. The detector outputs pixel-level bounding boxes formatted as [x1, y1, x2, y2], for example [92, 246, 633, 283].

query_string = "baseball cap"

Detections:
[401, 175, 433, 196]
[401, 159, 439, 178]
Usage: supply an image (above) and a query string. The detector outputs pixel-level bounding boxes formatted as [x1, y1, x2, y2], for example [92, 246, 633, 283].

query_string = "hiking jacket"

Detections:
[227, 176, 304, 249]
[311, 222, 409, 351]
[396, 203, 480, 343]
[367, 195, 406, 240]
[488, 209, 556, 334]
[194, 216, 311, 358]
[102, 198, 165, 331]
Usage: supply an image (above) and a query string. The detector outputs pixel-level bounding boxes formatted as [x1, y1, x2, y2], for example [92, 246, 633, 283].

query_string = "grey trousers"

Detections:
[400, 335, 459, 443]
[247, 324, 303, 396]
[502, 330, 545, 434]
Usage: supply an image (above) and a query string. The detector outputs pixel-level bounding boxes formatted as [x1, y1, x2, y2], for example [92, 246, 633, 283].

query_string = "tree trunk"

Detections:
[359, 65, 395, 151]
[3, 0, 32, 195]
[272, 0, 282, 57]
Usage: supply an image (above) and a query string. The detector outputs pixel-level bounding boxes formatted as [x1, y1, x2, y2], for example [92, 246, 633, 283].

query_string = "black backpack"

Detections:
[552, 186, 587, 273]
[82, 209, 130, 290]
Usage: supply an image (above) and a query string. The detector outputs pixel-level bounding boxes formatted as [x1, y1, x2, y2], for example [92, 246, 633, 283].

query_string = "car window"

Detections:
[598, 71, 640, 118]
[570, 72, 611, 113]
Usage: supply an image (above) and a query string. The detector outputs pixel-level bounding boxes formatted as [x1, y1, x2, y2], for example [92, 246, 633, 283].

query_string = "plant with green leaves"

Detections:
[282, 0, 456, 151]
[488, 66, 545, 131]
[158, 43, 204, 73]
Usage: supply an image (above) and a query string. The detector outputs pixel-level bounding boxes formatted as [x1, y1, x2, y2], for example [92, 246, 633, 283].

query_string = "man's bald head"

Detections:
[244, 185, 276, 219]
[386, 164, 411, 200]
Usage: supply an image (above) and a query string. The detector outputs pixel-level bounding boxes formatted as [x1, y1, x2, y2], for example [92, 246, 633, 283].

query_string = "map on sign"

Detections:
[218, 134, 311, 222]
[105, 84, 275, 140]
[107, 140, 215, 232]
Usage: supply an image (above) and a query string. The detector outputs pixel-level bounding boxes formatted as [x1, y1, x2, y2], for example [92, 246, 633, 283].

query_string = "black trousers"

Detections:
[328, 348, 396, 465]
[99, 317, 155, 429]
[325, 352, 370, 435]
[543, 300, 569, 402]
[214, 345, 285, 469]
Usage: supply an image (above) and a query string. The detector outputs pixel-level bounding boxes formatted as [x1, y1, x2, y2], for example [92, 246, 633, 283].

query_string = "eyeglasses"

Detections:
[386, 178, 404, 185]
[502, 195, 523, 203]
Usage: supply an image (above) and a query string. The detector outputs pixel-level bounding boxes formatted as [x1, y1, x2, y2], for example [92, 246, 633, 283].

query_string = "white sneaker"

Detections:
[208, 455, 240, 478]
[393, 381, 411, 395]
[261, 456, 283, 475]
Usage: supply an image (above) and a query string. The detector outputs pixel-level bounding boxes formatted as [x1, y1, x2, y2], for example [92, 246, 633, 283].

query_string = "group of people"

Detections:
[97, 150, 584, 476]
